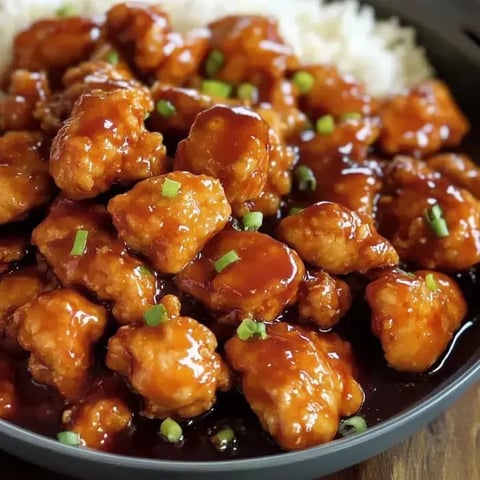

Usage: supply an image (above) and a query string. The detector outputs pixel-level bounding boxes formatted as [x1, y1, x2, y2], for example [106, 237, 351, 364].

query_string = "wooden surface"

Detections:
[2, 383, 479, 480]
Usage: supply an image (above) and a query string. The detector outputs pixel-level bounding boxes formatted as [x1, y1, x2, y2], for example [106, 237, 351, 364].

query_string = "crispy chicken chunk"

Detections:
[0, 70, 50, 132]
[0, 131, 53, 225]
[379, 80, 469, 156]
[106, 295, 231, 419]
[225, 322, 364, 451]
[366, 269, 466, 372]
[108, 172, 231, 274]
[175, 231, 305, 322]
[298, 271, 352, 329]
[0, 355, 16, 419]
[174, 105, 270, 203]
[378, 156, 480, 270]
[276, 202, 399, 274]
[50, 86, 167, 200]
[32, 198, 156, 324]
[13, 17, 100, 74]
[12, 289, 107, 400]
[0, 233, 29, 273]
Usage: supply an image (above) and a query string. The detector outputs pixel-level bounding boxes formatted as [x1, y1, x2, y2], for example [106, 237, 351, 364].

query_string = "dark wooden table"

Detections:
[2, 383, 479, 480]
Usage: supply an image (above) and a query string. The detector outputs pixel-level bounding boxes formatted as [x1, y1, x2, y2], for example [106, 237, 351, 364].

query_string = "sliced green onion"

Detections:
[294, 165, 317, 192]
[214, 250, 240, 273]
[338, 416, 367, 437]
[237, 83, 258, 102]
[160, 417, 183, 443]
[144, 304, 168, 327]
[236, 318, 268, 341]
[106, 51, 119, 65]
[201, 80, 232, 98]
[211, 427, 236, 451]
[56, 4, 77, 17]
[292, 71, 315, 94]
[70, 230, 88, 256]
[243, 211, 263, 232]
[424, 204, 449, 238]
[288, 207, 304, 216]
[57, 431, 81, 446]
[136, 265, 153, 277]
[156, 100, 176, 119]
[205, 50, 225, 78]
[162, 178, 181, 198]
[425, 273, 438, 292]
[316, 115, 335, 135]
[340, 112, 362, 122]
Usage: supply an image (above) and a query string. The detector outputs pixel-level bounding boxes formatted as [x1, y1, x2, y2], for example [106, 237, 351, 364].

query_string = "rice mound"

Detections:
[0, 0, 433, 96]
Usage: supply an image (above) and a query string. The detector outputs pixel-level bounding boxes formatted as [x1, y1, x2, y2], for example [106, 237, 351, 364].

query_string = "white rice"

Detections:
[0, 0, 433, 96]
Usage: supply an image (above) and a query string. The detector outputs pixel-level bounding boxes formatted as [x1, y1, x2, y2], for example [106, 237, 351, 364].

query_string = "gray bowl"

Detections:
[1, 0, 480, 478]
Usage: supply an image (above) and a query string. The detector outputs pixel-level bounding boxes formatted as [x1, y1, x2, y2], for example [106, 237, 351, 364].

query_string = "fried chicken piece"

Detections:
[32, 198, 156, 324]
[13, 289, 107, 400]
[298, 271, 352, 329]
[0, 355, 16, 419]
[0, 70, 50, 132]
[175, 230, 305, 322]
[379, 80, 469, 156]
[13, 17, 100, 74]
[225, 322, 364, 451]
[108, 172, 231, 274]
[0, 131, 53, 225]
[378, 156, 480, 270]
[276, 202, 398, 274]
[208, 15, 298, 84]
[366, 269, 467, 372]
[106, 295, 231, 419]
[0, 233, 29, 273]
[174, 105, 269, 203]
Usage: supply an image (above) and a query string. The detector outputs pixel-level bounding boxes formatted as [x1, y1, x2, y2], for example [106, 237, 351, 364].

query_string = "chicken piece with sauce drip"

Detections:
[11, 289, 107, 400]
[32, 198, 156, 324]
[175, 230, 305, 323]
[0, 233, 30, 274]
[366, 269, 467, 372]
[225, 322, 364, 451]
[106, 295, 231, 419]
[108, 171, 231, 275]
[276, 202, 399, 275]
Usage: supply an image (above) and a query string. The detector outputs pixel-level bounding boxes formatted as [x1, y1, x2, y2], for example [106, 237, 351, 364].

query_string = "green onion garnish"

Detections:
[288, 207, 304, 216]
[340, 112, 362, 122]
[424, 204, 449, 238]
[144, 304, 168, 327]
[106, 51, 119, 65]
[201, 80, 232, 98]
[236, 318, 268, 341]
[205, 50, 225, 78]
[160, 417, 183, 443]
[136, 265, 153, 277]
[211, 427, 236, 451]
[156, 100, 176, 119]
[316, 115, 335, 135]
[57, 431, 81, 446]
[70, 230, 88, 256]
[243, 211, 263, 232]
[237, 83, 258, 102]
[162, 178, 181, 198]
[292, 71, 315, 94]
[294, 165, 317, 192]
[425, 273, 438, 292]
[338, 415, 367, 437]
[214, 250, 240, 273]
[55, 4, 77, 17]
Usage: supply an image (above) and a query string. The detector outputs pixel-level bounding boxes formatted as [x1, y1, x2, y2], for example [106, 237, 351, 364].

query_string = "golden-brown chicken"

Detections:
[298, 271, 352, 329]
[0, 233, 30, 273]
[174, 105, 270, 204]
[225, 322, 364, 450]
[12, 289, 107, 400]
[106, 295, 231, 419]
[366, 269, 466, 372]
[379, 80, 469, 156]
[378, 156, 480, 270]
[32, 198, 156, 324]
[108, 172, 231, 274]
[0, 355, 16, 419]
[175, 230, 305, 322]
[276, 202, 399, 274]
[0, 131, 53, 225]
